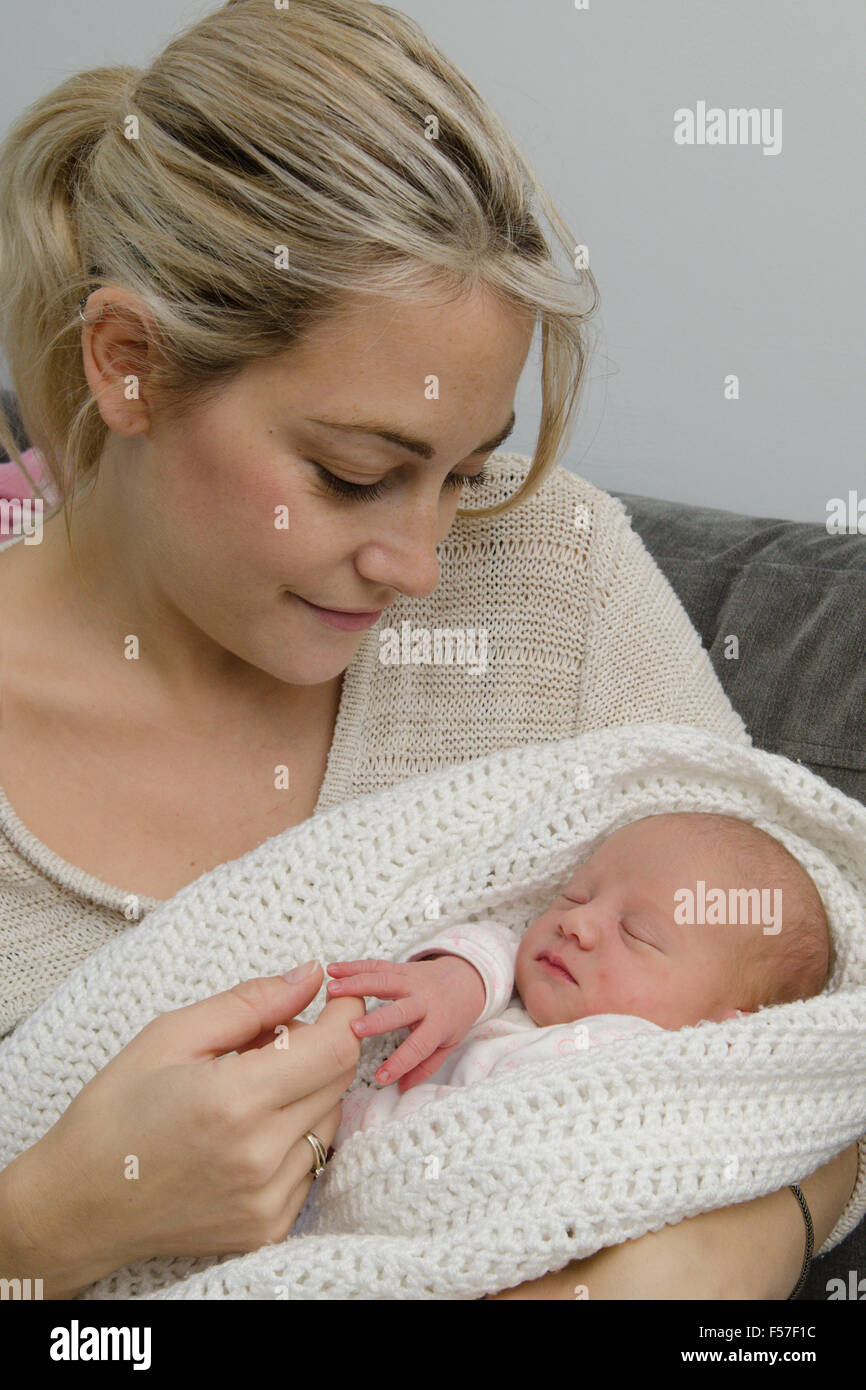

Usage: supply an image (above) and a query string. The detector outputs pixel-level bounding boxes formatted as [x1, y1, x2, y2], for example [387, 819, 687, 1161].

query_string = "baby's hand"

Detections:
[325, 956, 486, 1091]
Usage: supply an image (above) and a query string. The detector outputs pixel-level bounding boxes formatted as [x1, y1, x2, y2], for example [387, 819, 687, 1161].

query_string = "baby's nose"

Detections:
[560, 915, 597, 947]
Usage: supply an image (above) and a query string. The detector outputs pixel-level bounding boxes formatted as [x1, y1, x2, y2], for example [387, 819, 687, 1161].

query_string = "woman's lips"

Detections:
[293, 595, 385, 631]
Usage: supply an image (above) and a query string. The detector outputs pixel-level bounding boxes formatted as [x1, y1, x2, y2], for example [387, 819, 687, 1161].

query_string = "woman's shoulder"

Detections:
[457, 450, 633, 537]
[383, 450, 637, 654]
[444, 451, 636, 589]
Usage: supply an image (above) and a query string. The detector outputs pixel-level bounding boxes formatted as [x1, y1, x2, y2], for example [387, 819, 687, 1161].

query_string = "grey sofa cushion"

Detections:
[611, 491, 866, 806]
[613, 490, 865, 1299]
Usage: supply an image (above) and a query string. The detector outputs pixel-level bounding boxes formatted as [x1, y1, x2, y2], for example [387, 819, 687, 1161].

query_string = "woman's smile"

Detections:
[292, 594, 387, 631]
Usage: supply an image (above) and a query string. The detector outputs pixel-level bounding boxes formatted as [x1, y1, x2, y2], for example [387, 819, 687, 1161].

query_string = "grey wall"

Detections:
[1, 1, 862, 523]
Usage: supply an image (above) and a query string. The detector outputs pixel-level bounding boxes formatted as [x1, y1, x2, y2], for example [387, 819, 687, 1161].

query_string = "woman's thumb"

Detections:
[168, 961, 324, 1059]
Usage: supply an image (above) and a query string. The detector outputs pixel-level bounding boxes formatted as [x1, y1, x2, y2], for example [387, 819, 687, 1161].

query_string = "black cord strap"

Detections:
[786, 1184, 815, 1300]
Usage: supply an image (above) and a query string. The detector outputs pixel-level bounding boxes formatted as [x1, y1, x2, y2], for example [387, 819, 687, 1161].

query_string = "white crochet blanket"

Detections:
[2, 723, 865, 1300]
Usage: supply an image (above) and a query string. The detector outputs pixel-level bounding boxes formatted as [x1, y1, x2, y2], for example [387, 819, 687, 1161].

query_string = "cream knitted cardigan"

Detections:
[1, 723, 864, 1300]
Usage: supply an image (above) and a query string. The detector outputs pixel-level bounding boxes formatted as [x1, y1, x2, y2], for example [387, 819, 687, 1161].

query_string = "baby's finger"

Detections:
[326, 969, 409, 1001]
[326, 959, 401, 976]
[396, 1045, 455, 1091]
[374, 1022, 441, 1086]
[350, 998, 425, 1039]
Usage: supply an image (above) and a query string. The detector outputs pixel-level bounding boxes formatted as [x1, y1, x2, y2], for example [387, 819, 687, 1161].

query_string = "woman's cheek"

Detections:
[202, 469, 305, 567]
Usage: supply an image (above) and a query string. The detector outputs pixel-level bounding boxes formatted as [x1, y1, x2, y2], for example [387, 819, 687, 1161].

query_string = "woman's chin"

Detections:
[231, 639, 351, 689]
[274, 657, 350, 687]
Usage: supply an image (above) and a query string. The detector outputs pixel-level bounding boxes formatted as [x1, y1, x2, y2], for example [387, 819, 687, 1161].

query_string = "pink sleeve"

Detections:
[0, 446, 47, 497]
[0, 447, 57, 538]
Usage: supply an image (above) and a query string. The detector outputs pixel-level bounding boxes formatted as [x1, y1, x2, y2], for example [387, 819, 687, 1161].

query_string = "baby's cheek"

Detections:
[599, 968, 643, 1011]
[595, 966, 615, 995]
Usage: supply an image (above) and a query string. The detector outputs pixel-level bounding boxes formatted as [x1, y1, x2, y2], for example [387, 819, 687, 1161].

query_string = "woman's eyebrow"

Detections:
[302, 409, 516, 460]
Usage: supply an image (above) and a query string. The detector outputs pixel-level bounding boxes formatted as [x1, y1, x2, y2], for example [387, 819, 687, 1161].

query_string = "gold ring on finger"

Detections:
[303, 1130, 328, 1178]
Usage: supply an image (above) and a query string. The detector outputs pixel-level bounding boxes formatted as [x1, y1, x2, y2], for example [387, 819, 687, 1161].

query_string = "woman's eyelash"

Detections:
[309, 461, 489, 502]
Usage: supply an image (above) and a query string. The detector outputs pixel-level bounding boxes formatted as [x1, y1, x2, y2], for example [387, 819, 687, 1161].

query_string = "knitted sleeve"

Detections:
[575, 486, 751, 743]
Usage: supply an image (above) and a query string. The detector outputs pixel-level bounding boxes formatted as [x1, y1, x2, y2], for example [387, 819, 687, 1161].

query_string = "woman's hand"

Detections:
[325, 954, 487, 1090]
[0, 962, 363, 1298]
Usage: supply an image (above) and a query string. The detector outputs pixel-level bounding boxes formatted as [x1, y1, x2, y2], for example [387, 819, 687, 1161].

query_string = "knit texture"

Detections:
[0, 453, 749, 1037]
[1, 723, 864, 1299]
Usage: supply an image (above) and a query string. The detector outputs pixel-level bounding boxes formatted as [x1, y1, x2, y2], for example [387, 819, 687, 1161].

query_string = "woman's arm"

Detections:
[484, 1142, 860, 1300]
[0, 1146, 122, 1300]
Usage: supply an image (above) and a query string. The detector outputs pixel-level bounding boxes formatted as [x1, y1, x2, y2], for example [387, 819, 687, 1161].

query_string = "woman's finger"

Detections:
[238, 992, 365, 1110]
[274, 1066, 354, 1132]
[279, 1102, 343, 1195]
[256, 1103, 345, 1249]
[248, 1073, 352, 1199]
[144, 968, 326, 1063]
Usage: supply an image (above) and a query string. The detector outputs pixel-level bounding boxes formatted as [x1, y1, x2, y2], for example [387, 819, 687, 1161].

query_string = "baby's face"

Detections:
[514, 815, 747, 1030]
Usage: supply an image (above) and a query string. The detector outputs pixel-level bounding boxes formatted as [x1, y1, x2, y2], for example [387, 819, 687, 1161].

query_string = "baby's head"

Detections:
[514, 812, 833, 1030]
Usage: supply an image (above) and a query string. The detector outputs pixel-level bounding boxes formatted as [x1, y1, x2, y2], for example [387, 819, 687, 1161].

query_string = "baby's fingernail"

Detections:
[377, 1068, 389, 1082]
[327, 981, 340, 992]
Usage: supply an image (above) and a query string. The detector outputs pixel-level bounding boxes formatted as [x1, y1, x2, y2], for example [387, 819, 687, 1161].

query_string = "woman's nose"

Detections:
[356, 504, 445, 599]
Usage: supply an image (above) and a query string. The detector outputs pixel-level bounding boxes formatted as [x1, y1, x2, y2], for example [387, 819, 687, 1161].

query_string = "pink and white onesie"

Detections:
[333, 921, 661, 1148]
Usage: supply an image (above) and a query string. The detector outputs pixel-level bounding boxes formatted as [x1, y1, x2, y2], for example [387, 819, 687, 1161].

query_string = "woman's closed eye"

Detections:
[309, 460, 490, 502]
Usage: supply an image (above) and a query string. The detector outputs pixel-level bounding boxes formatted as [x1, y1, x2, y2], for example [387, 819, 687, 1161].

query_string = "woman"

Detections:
[0, 0, 859, 1299]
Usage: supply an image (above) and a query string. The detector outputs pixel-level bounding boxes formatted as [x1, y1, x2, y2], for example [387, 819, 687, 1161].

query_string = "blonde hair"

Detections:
[0, 0, 599, 535]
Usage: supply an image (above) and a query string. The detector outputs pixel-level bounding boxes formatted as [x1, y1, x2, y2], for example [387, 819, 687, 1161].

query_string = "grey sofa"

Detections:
[1, 391, 864, 1297]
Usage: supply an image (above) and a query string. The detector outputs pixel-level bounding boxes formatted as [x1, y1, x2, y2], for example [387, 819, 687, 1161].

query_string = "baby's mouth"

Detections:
[538, 951, 578, 985]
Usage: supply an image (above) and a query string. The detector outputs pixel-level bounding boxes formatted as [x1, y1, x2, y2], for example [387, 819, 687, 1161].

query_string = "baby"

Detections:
[325, 811, 833, 1145]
